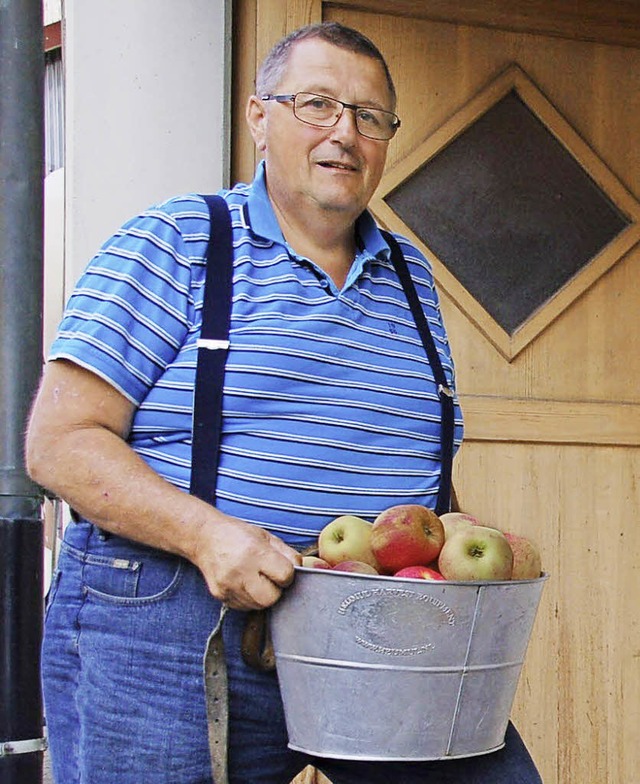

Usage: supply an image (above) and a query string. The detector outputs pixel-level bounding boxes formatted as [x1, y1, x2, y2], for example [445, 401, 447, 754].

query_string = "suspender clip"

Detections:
[0, 737, 48, 757]
[197, 339, 230, 351]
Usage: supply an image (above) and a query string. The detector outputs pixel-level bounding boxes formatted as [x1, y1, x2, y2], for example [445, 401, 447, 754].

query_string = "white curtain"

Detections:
[45, 51, 64, 174]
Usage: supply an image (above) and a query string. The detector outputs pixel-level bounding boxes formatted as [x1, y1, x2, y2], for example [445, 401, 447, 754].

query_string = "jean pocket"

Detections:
[82, 552, 185, 606]
[44, 568, 62, 622]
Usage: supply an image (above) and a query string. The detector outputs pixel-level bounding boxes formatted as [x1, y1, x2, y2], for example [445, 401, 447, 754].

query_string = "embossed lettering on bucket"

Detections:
[270, 567, 547, 761]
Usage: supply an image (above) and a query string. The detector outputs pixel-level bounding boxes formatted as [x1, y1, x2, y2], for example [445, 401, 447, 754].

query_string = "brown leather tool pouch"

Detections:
[241, 609, 276, 672]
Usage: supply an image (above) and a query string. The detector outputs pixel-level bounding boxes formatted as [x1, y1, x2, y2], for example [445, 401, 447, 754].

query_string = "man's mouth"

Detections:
[316, 160, 359, 171]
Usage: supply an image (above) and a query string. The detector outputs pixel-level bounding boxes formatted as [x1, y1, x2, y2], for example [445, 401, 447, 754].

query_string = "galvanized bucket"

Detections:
[270, 567, 547, 761]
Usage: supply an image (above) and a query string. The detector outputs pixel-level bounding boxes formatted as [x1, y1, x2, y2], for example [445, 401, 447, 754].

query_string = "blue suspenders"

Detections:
[190, 197, 454, 515]
[189, 195, 233, 506]
[381, 230, 455, 516]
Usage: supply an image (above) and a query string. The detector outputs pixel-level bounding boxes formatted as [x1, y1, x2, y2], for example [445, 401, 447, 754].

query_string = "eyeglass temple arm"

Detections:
[260, 94, 295, 103]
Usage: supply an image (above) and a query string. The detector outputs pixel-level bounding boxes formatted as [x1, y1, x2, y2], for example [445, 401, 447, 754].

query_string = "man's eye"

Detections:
[357, 109, 382, 127]
[305, 97, 333, 110]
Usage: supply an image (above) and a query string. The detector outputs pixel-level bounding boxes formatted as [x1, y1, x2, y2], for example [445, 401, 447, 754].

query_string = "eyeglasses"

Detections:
[260, 92, 401, 141]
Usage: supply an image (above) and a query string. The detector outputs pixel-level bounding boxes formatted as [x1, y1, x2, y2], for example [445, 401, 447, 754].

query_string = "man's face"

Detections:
[248, 38, 394, 223]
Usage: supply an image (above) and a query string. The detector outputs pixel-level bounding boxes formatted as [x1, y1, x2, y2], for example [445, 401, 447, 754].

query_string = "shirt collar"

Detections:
[245, 160, 391, 262]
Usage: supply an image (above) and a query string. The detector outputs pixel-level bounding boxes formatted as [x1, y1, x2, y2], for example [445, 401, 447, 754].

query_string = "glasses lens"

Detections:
[293, 93, 341, 126]
[292, 92, 400, 140]
[355, 108, 399, 140]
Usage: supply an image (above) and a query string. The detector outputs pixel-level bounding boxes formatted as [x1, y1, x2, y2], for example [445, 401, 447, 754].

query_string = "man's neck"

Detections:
[271, 199, 358, 288]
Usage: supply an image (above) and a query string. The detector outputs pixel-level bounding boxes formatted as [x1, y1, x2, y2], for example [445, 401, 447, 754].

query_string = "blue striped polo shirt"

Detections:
[50, 162, 463, 545]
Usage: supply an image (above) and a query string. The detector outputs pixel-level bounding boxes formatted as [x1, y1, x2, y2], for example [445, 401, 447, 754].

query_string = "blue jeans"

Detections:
[43, 522, 542, 783]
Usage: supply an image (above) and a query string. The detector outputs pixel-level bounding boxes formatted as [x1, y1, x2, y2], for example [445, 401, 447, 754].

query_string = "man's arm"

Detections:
[25, 359, 300, 610]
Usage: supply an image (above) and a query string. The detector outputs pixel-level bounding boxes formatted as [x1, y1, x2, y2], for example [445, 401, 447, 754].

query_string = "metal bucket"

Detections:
[270, 567, 547, 761]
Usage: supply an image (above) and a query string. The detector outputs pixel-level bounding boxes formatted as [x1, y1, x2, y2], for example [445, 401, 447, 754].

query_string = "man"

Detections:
[26, 21, 540, 784]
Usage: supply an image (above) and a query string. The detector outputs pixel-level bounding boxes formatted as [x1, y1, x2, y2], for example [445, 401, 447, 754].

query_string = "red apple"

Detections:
[438, 525, 513, 581]
[301, 555, 332, 570]
[503, 532, 542, 580]
[439, 512, 478, 540]
[332, 560, 379, 575]
[394, 565, 446, 581]
[370, 504, 445, 575]
[318, 515, 379, 569]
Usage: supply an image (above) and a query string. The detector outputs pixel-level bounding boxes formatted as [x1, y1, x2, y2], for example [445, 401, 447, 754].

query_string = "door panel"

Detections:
[238, 4, 640, 783]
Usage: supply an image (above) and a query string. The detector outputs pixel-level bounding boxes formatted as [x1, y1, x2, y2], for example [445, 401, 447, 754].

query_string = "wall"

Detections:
[64, 0, 231, 290]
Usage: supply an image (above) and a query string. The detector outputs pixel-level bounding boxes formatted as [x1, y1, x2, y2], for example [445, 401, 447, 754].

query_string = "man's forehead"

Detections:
[285, 37, 378, 69]
[278, 38, 391, 101]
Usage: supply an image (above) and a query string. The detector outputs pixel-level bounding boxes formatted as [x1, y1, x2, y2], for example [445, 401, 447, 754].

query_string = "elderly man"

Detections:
[27, 21, 540, 784]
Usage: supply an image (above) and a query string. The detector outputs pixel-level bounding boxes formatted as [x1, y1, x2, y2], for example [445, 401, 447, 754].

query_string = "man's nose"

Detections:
[329, 107, 359, 143]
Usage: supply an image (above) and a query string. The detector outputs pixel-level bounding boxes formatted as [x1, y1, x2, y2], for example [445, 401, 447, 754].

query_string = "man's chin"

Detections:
[312, 188, 369, 216]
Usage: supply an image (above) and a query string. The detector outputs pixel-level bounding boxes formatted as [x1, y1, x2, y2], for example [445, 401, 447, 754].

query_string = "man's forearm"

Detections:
[27, 422, 213, 565]
[26, 359, 299, 609]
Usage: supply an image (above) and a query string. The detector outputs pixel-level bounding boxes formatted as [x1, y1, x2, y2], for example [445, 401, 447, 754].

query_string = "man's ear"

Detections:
[246, 95, 267, 153]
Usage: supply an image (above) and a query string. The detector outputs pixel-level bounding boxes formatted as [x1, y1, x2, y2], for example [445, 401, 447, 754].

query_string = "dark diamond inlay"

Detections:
[386, 90, 631, 334]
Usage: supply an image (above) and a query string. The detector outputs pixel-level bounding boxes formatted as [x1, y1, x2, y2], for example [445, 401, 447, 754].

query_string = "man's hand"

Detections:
[189, 514, 301, 610]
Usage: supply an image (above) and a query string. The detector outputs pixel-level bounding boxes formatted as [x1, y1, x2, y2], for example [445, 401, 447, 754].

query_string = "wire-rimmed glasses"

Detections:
[260, 92, 401, 141]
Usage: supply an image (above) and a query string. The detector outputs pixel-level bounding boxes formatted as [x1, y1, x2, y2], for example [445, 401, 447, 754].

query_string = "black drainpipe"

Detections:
[0, 0, 46, 782]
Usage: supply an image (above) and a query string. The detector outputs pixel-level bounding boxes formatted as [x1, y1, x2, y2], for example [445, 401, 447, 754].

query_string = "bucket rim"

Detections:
[294, 565, 549, 586]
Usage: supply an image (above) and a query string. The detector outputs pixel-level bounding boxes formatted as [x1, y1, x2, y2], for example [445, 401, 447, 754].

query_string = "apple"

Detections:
[370, 504, 445, 575]
[394, 565, 446, 581]
[503, 532, 542, 579]
[439, 512, 478, 540]
[301, 555, 332, 570]
[438, 525, 513, 581]
[318, 515, 379, 569]
[331, 560, 379, 575]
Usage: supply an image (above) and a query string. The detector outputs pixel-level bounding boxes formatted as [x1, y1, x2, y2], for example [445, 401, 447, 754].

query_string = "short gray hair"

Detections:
[256, 22, 397, 107]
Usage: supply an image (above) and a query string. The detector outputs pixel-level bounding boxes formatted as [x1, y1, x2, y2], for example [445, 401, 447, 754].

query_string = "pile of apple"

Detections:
[303, 505, 542, 581]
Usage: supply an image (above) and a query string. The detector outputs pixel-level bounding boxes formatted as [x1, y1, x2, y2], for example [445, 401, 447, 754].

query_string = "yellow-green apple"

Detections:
[394, 565, 446, 580]
[331, 560, 379, 575]
[503, 532, 542, 579]
[438, 525, 513, 581]
[439, 512, 478, 540]
[318, 515, 379, 569]
[370, 505, 445, 575]
[301, 555, 332, 570]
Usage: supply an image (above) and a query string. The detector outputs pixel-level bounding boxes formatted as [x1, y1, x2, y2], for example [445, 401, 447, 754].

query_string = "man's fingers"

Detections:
[199, 524, 302, 608]
[234, 572, 283, 610]
[274, 538, 303, 566]
[260, 548, 299, 588]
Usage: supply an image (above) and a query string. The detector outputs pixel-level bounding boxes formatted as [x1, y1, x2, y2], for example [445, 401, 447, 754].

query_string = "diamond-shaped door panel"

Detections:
[372, 65, 640, 360]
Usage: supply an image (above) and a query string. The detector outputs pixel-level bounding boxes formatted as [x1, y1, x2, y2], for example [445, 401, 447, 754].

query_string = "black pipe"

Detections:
[0, 0, 46, 781]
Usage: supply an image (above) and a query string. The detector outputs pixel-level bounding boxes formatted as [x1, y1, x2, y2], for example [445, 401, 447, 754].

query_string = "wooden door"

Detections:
[234, 3, 640, 783]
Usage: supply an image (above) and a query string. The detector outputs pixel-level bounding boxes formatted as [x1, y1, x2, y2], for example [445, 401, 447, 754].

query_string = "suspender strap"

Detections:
[190, 194, 234, 505]
[382, 230, 455, 516]
[192, 195, 234, 784]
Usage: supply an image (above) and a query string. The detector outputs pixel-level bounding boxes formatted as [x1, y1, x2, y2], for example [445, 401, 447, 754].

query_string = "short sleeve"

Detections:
[49, 197, 208, 404]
